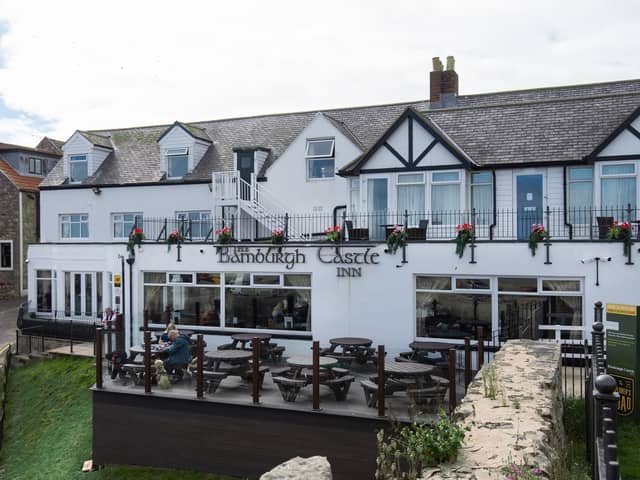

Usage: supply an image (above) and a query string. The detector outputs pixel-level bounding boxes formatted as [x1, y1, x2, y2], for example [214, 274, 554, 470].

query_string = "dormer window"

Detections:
[69, 155, 88, 183]
[28, 157, 43, 175]
[306, 138, 335, 179]
[166, 147, 189, 178]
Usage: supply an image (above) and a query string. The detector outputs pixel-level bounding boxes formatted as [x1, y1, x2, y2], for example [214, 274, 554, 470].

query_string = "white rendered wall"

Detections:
[264, 113, 363, 214]
[28, 239, 638, 354]
[599, 130, 640, 157]
[39, 184, 211, 242]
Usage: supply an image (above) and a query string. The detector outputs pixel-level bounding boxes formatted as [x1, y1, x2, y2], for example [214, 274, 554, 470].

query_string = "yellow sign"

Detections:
[113, 274, 121, 287]
[607, 303, 637, 316]
[612, 374, 635, 416]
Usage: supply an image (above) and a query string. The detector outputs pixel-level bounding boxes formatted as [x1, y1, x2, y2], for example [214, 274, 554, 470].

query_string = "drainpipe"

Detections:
[333, 205, 347, 227]
[19, 191, 24, 295]
[126, 249, 135, 347]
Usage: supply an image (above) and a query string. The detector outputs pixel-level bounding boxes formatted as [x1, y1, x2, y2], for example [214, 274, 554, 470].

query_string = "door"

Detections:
[237, 151, 254, 200]
[368, 178, 388, 240]
[516, 175, 543, 240]
[65, 272, 101, 318]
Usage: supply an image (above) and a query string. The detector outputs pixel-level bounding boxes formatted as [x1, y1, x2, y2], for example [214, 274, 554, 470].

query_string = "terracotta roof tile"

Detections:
[0, 157, 43, 191]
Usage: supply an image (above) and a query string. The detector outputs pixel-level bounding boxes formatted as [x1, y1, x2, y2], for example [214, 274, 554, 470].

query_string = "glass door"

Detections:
[65, 272, 102, 319]
[516, 174, 543, 240]
[368, 178, 388, 240]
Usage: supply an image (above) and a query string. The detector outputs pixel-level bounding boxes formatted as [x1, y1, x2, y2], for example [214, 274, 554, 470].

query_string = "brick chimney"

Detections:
[430, 56, 458, 107]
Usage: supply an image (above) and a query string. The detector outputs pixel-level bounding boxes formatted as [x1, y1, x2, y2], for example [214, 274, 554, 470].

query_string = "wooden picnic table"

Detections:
[205, 349, 253, 373]
[231, 333, 272, 349]
[384, 361, 436, 388]
[409, 341, 456, 352]
[129, 343, 168, 361]
[286, 355, 339, 374]
[326, 337, 374, 364]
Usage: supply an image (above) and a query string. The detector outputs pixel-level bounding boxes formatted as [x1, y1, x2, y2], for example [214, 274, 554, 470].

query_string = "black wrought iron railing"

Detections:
[122, 205, 639, 245]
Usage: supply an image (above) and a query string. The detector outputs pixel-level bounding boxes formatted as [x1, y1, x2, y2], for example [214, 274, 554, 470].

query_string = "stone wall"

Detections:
[0, 174, 19, 299]
[21, 191, 38, 293]
[425, 340, 563, 479]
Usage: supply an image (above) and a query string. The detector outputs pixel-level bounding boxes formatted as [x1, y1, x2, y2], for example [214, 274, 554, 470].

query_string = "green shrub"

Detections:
[376, 410, 468, 479]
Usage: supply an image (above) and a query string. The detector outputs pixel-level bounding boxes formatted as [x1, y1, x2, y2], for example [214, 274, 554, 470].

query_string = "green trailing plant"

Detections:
[528, 224, 547, 257]
[385, 225, 408, 255]
[455, 223, 474, 258]
[166, 229, 184, 252]
[482, 364, 499, 400]
[325, 225, 341, 242]
[375, 410, 468, 479]
[127, 227, 144, 252]
[215, 226, 233, 244]
[271, 228, 286, 244]
[607, 220, 633, 256]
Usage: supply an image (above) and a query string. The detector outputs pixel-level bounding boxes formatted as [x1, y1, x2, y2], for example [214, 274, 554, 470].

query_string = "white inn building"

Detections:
[27, 57, 640, 354]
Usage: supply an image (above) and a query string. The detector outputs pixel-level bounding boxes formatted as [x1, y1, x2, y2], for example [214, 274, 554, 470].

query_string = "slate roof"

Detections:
[0, 157, 44, 192]
[157, 121, 212, 143]
[35, 137, 64, 156]
[41, 78, 640, 188]
[0, 142, 61, 157]
[78, 131, 113, 149]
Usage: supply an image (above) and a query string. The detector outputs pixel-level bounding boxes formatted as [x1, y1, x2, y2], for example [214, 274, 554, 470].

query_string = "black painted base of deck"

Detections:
[93, 388, 388, 479]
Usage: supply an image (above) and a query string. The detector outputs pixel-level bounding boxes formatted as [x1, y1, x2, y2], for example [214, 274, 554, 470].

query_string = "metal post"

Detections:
[196, 334, 204, 399]
[144, 330, 152, 394]
[626, 203, 634, 265]
[477, 326, 484, 368]
[95, 328, 103, 389]
[377, 345, 385, 417]
[115, 313, 125, 353]
[448, 347, 457, 415]
[252, 337, 260, 404]
[464, 336, 471, 389]
[594, 375, 620, 480]
[15, 329, 19, 355]
[69, 319, 73, 353]
[106, 321, 112, 355]
[544, 206, 552, 265]
[312, 341, 320, 410]
[143, 310, 149, 331]
[469, 208, 477, 264]
[284, 213, 289, 241]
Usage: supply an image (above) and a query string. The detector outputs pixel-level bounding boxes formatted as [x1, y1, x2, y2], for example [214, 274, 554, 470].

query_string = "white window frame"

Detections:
[567, 166, 594, 224]
[60, 214, 89, 239]
[349, 177, 361, 214]
[469, 171, 493, 225]
[28, 157, 43, 175]
[175, 211, 212, 240]
[112, 213, 143, 239]
[599, 162, 637, 209]
[305, 138, 335, 181]
[429, 170, 462, 224]
[166, 147, 189, 179]
[69, 155, 88, 183]
[0, 240, 12, 270]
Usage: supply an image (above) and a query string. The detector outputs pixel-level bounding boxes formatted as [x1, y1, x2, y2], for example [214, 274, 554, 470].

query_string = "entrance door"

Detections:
[65, 272, 102, 318]
[368, 178, 388, 240]
[237, 151, 254, 200]
[516, 175, 543, 240]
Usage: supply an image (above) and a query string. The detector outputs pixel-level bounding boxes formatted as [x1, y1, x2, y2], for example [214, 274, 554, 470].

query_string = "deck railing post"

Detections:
[284, 213, 289, 241]
[15, 329, 19, 355]
[115, 313, 125, 353]
[312, 340, 320, 411]
[377, 345, 385, 417]
[144, 330, 152, 394]
[196, 334, 204, 399]
[477, 326, 484, 368]
[625, 203, 634, 265]
[469, 208, 477, 264]
[464, 336, 471, 389]
[448, 347, 457, 415]
[69, 319, 74, 353]
[143, 309, 149, 331]
[594, 374, 620, 480]
[252, 337, 260, 404]
[95, 327, 103, 389]
[544, 205, 552, 265]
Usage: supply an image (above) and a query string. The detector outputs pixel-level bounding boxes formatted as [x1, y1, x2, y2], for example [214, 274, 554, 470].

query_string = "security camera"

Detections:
[580, 258, 595, 264]
[581, 256, 612, 264]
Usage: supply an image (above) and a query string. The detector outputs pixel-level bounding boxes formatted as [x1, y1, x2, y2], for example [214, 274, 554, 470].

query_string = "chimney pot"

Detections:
[432, 57, 443, 71]
[446, 56, 455, 71]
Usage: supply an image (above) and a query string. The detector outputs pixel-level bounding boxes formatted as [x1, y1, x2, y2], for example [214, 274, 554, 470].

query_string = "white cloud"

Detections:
[0, 0, 638, 145]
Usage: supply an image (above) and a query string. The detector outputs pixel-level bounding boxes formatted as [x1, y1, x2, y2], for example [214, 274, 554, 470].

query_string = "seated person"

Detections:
[271, 300, 286, 326]
[160, 322, 177, 343]
[200, 304, 219, 326]
[163, 330, 191, 374]
[102, 307, 116, 327]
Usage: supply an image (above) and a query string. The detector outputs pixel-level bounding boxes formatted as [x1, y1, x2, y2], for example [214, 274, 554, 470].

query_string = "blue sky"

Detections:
[0, 0, 638, 146]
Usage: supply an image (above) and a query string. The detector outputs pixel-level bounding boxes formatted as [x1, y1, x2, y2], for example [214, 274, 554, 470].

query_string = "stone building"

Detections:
[0, 141, 61, 299]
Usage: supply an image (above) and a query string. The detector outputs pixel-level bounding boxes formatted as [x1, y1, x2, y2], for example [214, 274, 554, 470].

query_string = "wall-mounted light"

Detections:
[92, 186, 102, 195]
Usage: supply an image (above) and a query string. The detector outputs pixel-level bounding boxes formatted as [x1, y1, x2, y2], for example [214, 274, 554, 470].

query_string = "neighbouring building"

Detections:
[26, 57, 640, 353]
[0, 140, 61, 299]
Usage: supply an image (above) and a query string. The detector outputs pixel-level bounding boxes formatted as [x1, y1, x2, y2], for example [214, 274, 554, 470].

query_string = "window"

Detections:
[601, 163, 636, 209]
[112, 213, 143, 239]
[470, 172, 493, 225]
[28, 157, 43, 175]
[567, 167, 593, 224]
[166, 148, 189, 178]
[176, 211, 212, 239]
[431, 171, 461, 224]
[36, 270, 52, 313]
[60, 214, 89, 239]
[0, 242, 11, 270]
[349, 178, 360, 213]
[306, 138, 335, 179]
[397, 173, 425, 224]
[69, 155, 88, 183]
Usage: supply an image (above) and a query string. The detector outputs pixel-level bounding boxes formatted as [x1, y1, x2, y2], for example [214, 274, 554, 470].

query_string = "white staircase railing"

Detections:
[212, 171, 303, 239]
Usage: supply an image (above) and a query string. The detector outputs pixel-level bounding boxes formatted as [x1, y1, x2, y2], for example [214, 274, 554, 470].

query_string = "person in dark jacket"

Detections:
[163, 330, 191, 374]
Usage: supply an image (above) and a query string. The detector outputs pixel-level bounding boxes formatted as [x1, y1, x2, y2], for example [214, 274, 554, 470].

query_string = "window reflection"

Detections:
[416, 292, 491, 339]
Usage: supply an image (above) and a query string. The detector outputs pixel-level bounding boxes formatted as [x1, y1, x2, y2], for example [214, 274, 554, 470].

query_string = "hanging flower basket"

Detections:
[127, 228, 144, 252]
[271, 228, 286, 244]
[166, 229, 184, 252]
[215, 226, 233, 244]
[385, 225, 408, 254]
[455, 223, 474, 258]
[325, 225, 341, 243]
[528, 223, 547, 257]
[607, 221, 632, 256]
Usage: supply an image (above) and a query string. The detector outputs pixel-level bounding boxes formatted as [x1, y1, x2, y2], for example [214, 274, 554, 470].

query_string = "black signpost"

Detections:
[606, 303, 640, 420]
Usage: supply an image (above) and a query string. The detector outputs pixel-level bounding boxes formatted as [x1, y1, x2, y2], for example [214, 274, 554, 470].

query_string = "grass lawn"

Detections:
[618, 419, 640, 479]
[0, 357, 234, 480]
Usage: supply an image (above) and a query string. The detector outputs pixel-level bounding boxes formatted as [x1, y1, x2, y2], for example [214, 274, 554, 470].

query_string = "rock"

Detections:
[260, 456, 332, 480]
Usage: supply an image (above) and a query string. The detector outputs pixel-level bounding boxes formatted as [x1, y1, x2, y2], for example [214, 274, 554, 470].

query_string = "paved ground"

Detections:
[0, 297, 24, 349]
